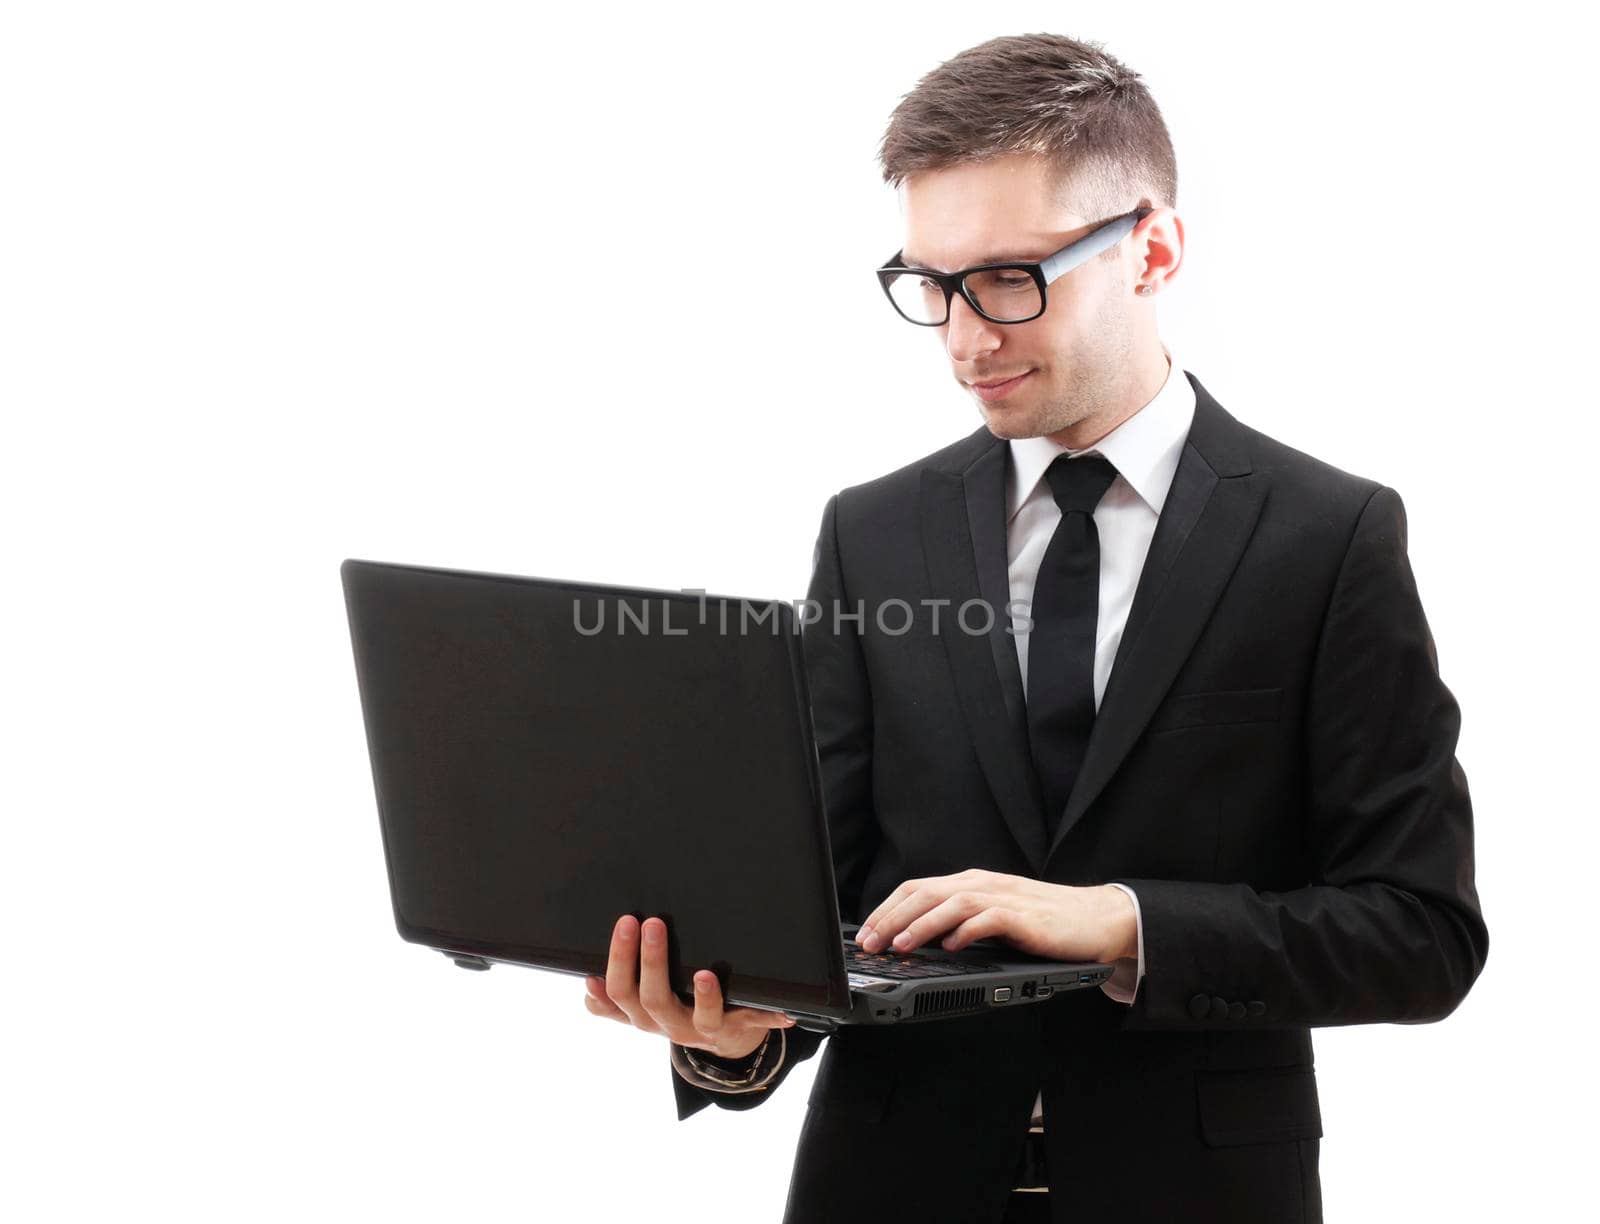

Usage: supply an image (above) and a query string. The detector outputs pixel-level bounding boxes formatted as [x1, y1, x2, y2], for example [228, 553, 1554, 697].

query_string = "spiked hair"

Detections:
[877, 33, 1177, 262]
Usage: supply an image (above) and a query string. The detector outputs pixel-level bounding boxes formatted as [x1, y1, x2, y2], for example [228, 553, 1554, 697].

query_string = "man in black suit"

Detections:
[584, 32, 1487, 1224]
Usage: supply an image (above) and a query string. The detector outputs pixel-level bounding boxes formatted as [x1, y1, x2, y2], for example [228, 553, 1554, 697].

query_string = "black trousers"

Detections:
[1002, 1127, 1049, 1221]
[1000, 1190, 1051, 1223]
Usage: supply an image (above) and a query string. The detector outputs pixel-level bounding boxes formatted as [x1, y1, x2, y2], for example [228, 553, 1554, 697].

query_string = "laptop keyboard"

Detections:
[843, 942, 998, 979]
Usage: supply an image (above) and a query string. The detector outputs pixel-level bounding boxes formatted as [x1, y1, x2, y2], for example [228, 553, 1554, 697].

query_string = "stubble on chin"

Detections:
[980, 384, 1088, 442]
[979, 406, 1041, 440]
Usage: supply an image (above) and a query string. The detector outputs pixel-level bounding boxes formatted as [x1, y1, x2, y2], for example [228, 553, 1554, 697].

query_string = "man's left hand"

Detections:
[855, 869, 1137, 965]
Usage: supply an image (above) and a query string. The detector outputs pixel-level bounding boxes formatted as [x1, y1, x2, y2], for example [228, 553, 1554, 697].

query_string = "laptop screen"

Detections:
[343, 559, 852, 1018]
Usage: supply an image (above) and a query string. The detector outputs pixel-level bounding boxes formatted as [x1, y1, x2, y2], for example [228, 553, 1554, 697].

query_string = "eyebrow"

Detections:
[899, 250, 1049, 272]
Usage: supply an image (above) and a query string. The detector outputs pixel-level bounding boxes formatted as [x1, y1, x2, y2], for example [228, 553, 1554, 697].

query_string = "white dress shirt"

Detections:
[1010, 343, 1195, 1125]
[673, 345, 1197, 1115]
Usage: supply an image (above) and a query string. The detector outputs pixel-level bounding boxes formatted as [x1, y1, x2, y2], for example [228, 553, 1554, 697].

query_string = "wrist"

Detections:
[698, 1031, 768, 1066]
[1101, 884, 1138, 962]
[677, 1029, 782, 1090]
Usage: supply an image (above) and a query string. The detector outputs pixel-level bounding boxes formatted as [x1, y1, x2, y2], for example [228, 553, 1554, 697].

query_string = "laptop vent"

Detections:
[911, 985, 986, 1019]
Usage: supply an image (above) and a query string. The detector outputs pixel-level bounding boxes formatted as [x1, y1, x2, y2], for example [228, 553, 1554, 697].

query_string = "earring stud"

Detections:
[1137, 285, 1154, 296]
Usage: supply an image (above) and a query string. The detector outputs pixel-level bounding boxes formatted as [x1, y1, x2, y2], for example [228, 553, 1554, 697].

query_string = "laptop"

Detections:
[340, 557, 1114, 1033]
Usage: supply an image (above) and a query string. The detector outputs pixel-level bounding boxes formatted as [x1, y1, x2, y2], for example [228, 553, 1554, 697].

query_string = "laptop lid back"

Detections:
[341, 559, 852, 1018]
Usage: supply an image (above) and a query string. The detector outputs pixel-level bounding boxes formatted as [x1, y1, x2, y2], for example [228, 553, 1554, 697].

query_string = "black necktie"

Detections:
[1026, 452, 1120, 839]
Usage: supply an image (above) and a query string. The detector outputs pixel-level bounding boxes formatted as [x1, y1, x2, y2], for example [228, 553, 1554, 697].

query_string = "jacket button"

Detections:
[1247, 1000, 1266, 1017]
[1209, 996, 1230, 1021]
[1227, 1001, 1246, 1021]
[1188, 993, 1210, 1020]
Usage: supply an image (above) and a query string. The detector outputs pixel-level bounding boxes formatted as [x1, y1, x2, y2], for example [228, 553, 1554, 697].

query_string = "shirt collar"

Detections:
[1005, 344, 1196, 524]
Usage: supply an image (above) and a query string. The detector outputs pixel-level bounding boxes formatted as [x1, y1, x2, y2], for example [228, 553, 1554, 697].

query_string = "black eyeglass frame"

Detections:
[875, 206, 1154, 327]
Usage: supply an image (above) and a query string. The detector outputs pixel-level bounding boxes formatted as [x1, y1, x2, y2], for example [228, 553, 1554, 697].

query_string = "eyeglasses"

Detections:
[876, 206, 1153, 327]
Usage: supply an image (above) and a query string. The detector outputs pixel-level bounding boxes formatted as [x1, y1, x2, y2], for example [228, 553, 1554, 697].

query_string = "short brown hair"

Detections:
[877, 33, 1176, 261]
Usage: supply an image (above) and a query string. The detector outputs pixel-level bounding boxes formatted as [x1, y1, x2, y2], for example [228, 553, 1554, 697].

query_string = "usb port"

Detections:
[1078, 972, 1095, 983]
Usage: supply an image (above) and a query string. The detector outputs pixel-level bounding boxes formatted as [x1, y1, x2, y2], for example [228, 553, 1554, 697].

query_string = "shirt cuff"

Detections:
[1100, 882, 1146, 1006]
[670, 1028, 786, 1094]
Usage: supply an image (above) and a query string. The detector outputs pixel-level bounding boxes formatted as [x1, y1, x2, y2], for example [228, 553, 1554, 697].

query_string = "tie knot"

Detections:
[1044, 452, 1119, 515]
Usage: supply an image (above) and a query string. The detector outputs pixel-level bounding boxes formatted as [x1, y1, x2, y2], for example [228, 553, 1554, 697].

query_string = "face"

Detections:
[896, 152, 1179, 445]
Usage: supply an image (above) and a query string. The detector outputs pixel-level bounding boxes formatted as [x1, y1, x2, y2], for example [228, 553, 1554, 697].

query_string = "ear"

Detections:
[1134, 206, 1184, 293]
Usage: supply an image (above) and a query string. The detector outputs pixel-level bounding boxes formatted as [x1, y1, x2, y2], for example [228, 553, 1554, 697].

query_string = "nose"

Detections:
[943, 292, 1003, 365]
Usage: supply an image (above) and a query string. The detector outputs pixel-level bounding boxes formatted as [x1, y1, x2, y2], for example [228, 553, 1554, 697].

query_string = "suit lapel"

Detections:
[921, 441, 1050, 872]
[1044, 377, 1264, 869]
[919, 373, 1265, 877]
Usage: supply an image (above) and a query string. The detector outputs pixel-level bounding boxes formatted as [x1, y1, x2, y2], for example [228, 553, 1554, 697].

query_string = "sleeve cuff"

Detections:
[670, 1028, 786, 1094]
[1101, 882, 1146, 1006]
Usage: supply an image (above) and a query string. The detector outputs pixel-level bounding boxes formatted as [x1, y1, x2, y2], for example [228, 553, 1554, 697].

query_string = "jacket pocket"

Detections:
[1148, 686, 1283, 733]
[1194, 1065, 1323, 1146]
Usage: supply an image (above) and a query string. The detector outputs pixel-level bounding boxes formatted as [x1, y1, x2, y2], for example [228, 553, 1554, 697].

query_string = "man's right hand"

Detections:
[582, 914, 796, 1061]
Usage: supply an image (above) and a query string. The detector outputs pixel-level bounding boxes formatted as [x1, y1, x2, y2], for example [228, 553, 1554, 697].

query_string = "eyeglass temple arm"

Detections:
[1039, 207, 1153, 284]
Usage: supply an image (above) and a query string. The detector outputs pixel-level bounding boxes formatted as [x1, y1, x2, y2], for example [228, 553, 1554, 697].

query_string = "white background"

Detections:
[3, 2, 1592, 1219]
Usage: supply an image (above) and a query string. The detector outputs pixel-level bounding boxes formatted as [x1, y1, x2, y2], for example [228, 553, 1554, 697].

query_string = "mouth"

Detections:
[969, 370, 1034, 402]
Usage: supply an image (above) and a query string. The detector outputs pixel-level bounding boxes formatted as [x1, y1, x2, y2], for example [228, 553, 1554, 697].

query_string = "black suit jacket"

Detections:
[670, 372, 1489, 1224]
